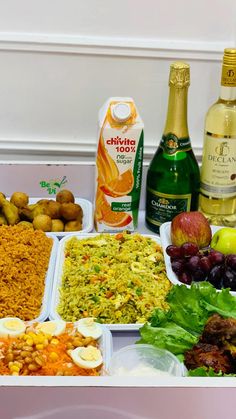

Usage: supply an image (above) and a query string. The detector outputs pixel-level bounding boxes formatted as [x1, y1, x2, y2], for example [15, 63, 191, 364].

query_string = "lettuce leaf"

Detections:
[187, 367, 236, 377]
[138, 281, 236, 360]
[138, 321, 198, 355]
[166, 283, 209, 334]
[167, 282, 236, 335]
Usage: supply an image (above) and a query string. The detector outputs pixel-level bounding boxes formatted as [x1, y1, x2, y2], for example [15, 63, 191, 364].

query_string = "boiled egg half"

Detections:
[35, 320, 66, 336]
[70, 345, 103, 369]
[0, 317, 26, 337]
[76, 318, 102, 339]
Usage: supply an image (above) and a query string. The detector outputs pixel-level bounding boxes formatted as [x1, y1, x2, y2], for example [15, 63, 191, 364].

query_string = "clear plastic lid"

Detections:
[108, 344, 184, 377]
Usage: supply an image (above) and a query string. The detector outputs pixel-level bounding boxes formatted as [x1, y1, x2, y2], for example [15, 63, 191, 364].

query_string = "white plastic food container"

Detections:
[90, 323, 113, 375]
[0, 318, 112, 376]
[28, 197, 94, 238]
[49, 233, 164, 331]
[2, 233, 59, 324]
[159, 222, 236, 293]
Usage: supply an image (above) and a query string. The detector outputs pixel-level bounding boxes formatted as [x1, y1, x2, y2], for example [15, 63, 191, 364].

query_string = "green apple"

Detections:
[210, 227, 236, 255]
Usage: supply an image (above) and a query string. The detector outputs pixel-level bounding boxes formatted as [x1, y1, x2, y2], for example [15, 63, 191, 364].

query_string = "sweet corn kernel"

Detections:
[14, 361, 23, 369]
[36, 334, 45, 344]
[28, 332, 36, 338]
[49, 352, 59, 362]
[50, 338, 59, 345]
[11, 371, 19, 376]
[26, 338, 34, 346]
[10, 365, 20, 373]
[36, 344, 44, 350]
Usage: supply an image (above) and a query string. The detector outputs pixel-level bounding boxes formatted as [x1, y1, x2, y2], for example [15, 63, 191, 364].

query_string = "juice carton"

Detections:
[94, 97, 144, 232]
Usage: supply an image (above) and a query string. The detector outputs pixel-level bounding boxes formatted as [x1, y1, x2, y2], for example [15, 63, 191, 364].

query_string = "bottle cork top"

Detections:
[169, 62, 190, 88]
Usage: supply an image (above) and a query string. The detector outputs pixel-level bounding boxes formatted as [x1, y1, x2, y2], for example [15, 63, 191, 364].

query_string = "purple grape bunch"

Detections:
[166, 242, 236, 290]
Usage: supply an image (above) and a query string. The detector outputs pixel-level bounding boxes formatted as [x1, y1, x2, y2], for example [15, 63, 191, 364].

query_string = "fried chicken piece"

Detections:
[201, 314, 236, 345]
[185, 342, 233, 374]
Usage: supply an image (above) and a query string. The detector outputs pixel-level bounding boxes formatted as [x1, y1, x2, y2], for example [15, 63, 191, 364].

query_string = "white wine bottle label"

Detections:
[146, 188, 191, 227]
[200, 132, 236, 198]
[160, 134, 191, 155]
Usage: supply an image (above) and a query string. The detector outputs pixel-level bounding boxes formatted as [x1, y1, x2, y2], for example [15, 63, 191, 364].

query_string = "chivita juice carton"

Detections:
[94, 97, 144, 232]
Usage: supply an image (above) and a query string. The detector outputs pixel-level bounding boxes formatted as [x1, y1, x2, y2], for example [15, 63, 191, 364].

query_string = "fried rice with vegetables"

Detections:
[57, 232, 171, 324]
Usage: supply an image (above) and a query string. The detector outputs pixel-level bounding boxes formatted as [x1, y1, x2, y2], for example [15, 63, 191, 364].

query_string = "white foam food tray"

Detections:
[5, 233, 59, 324]
[49, 233, 164, 331]
[95, 323, 113, 375]
[32, 233, 59, 322]
[28, 197, 94, 238]
[159, 222, 235, 293]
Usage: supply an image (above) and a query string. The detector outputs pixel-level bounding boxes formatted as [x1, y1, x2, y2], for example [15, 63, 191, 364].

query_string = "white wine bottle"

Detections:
[199, 48, 236, 227]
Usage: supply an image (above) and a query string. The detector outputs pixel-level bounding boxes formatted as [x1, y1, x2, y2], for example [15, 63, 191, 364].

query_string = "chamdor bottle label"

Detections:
[160, 133, 191, 155]
[146, 188, 191, 227]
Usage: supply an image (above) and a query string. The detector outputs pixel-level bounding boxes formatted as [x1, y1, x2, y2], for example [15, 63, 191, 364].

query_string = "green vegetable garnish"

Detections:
[138, 281, 236, 375]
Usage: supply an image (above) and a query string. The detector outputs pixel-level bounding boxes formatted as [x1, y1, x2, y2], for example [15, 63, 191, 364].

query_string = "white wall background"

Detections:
[0, 0, 235, 162]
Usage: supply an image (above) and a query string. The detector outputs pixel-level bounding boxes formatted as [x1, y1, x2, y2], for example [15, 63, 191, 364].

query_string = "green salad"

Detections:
[138, 281, 236, 376]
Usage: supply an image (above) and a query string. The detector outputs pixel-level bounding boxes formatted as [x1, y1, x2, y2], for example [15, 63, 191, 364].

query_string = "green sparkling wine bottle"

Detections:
[145, 62, 200, 234]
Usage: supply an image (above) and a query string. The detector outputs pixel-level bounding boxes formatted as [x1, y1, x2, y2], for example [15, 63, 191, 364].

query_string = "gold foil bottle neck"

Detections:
[223, 48, 236, 66]
[221, 48, 236, 87]
[169, 61, 190, 88]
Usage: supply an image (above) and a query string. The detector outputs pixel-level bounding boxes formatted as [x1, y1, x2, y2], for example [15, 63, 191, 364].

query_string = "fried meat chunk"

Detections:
[201, 314, 236, 345]
[184, 342, 233, 374]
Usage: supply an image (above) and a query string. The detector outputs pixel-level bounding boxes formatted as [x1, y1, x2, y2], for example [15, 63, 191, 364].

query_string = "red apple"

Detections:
[171, 211, 212, 248]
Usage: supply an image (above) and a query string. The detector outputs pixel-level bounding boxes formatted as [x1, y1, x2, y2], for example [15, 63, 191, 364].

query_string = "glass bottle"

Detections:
[145, 61, 200, 234]
[199, 48, 236, 227]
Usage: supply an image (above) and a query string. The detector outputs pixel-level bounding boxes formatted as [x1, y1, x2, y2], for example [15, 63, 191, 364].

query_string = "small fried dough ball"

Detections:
[10, 192, 29, 208]
[18, 221, 34, 229]
[64, 220, 82, 232]
[51, 219, 64, 232]
[56, 189, 75, 204]
[46, 200, 61, 219]
[60, 203, 82, 221]
[33, 214, 52, 232]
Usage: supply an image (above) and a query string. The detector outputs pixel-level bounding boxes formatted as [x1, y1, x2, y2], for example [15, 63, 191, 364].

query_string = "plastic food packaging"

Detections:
[108, 344, 184, 377]
[94, 97, 144, 233]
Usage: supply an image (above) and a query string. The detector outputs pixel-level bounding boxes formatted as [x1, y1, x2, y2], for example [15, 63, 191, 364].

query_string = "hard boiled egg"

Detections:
[76, 318, 102, 339]
[35, 320, 66, 336]
[70, 345, 103, 369]
[0, 317, 26, 337]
